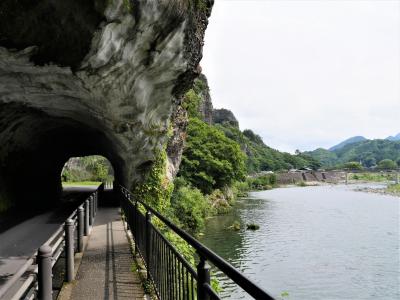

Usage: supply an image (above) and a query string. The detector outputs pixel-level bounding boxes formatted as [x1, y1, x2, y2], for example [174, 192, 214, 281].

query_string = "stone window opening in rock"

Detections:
[61, 155, 115, 188]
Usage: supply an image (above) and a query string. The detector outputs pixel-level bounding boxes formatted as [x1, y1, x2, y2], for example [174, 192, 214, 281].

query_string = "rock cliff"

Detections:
[0, 0, 213, 210]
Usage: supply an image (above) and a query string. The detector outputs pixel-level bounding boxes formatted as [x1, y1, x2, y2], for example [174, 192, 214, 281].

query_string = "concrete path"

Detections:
[67, 207, 144, 300]
[0, 187, 96, 287]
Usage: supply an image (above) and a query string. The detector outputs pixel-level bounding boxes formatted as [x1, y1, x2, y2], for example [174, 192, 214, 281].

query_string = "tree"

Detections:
[179, 118, 246, 194]
[363, 156, 376, 168]
[343, 161, 363, 170]
[377, 159, 397, 170]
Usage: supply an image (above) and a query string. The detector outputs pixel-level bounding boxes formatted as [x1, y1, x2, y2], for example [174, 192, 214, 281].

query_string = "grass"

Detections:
[349, 172, 394, 182]
[387, 184, 400, 195]
[62, 181, 101, 186]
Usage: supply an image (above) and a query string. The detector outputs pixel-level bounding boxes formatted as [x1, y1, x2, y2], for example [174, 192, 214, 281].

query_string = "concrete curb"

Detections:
[57, 236, 89, 300]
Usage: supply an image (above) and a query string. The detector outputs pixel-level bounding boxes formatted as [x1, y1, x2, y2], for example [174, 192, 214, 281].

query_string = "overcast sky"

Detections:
[201, 0, 400, 153]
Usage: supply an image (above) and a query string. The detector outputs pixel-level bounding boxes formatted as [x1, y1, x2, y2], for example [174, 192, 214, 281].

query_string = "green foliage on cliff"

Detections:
[131, 147, 173, 212]
[179, 118, 246, 194]
[306, 139, 400, 168]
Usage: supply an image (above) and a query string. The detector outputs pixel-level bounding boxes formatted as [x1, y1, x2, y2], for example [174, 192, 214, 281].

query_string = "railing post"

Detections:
[95, 192, 98, 216]
[84, 199, 90, 236]
[145, 210, 152, 279]
[65, 219, 74, 282]
[77, 206, 84, 252]
[134, 200, 139, 255]
[38, 245, 52, 300]
[197, 256, 211, 300]
[89, 195, 94, 226]
[93, 193, 96, 216]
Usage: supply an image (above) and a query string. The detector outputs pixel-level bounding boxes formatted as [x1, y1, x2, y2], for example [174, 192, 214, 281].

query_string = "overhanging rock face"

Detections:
[0, 0, 213, 210]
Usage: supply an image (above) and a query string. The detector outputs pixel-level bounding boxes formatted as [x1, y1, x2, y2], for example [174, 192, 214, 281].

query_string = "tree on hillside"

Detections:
[179, 118, 246, 194]
[343, 161, 363, 170]
[377, 159, 397, 170]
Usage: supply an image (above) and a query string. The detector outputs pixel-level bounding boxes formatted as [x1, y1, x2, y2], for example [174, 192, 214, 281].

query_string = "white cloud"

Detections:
[201, 0, 400, 153]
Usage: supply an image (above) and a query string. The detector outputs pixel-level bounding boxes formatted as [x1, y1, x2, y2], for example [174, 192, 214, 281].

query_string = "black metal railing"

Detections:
[118, 184, 275, 300]
[0, 184, 103, 300]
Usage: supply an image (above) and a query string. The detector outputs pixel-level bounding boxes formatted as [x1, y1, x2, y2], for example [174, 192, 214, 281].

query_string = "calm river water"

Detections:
[200, 185, 399, 300]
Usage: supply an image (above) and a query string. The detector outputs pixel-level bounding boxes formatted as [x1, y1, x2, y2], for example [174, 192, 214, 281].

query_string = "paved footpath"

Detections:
[66, 207, 145, 300]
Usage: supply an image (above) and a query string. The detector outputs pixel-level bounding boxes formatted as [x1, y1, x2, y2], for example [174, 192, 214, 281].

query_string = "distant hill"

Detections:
[306, 139, 400, 168]
[191, 75, 320, 173]
[329, 136, 367, 151]
[216, 124, 321, 172]
[386, 133, 400, 141]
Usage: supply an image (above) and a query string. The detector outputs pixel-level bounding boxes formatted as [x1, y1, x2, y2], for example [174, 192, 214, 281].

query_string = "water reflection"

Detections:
[200, 185, 399, 300]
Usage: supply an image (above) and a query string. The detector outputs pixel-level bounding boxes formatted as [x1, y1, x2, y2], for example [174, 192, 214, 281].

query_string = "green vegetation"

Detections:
[296, 181, 307, 187]
[246, 174, 277, 190]
[377, 159, 397, 170]
[179, 118, 246, 194]
[215, 124, 321, 173]
[131, 147, 173, 212]
[61, 155, 113, 183]
[170, 179, 209, 232]
[349, 173, 393, 182]
[387, 184, 400, 195]
[229, 221, 241, 231]
[281, 291, 290, 298]
[306, 139, 400, 169]
[343, 161, 363, 170]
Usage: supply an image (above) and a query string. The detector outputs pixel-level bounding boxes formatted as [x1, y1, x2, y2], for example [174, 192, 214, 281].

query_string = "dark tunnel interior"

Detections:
[0, 103, 125, 211]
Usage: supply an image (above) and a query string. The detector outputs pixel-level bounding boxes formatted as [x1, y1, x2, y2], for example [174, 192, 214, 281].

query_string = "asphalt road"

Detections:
[0, 186, 98, 295]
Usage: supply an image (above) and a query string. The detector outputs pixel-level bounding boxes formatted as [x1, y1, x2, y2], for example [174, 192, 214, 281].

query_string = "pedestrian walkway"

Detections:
[65, 207, 145, 300]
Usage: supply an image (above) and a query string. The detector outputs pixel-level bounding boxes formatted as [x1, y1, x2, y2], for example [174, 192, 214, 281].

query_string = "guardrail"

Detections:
[118, 184, 275, 300]
[0, 184, 103, 300]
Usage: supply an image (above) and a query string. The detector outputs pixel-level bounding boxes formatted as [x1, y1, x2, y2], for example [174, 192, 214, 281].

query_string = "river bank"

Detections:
[353, 183, 400, 197]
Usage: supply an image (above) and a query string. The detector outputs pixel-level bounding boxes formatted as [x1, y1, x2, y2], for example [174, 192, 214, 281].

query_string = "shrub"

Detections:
[377, 159, 397, 170]
[343, 161, 363, 170]
[170, 185, 209, 233]
[179, 118, 246, 194]
[246, 174, 277, 190]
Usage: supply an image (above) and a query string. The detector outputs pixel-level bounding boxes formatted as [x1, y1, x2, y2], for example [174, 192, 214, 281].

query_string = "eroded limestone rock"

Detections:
[0, 0, 213, 210]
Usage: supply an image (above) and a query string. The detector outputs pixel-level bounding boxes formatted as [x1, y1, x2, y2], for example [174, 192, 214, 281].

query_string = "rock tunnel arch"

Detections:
[0, 0, 213, 212]
[0, 102, 126, 211]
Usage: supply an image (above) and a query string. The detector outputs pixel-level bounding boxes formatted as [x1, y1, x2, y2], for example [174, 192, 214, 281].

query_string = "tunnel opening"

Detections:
[61, 155, 115, 186]
[0, 103, 126, 213]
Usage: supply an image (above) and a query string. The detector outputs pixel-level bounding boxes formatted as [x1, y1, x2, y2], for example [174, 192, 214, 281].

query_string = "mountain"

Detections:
[329, 136, 368, 151]
[306, 139, 400, 168]
[187, 75, 320, 173]
[386, 133, 400, 141]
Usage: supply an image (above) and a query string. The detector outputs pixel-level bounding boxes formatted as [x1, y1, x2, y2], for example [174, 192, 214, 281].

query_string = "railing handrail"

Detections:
[0, 183, 103, 300]
[119, 184, 275, 300]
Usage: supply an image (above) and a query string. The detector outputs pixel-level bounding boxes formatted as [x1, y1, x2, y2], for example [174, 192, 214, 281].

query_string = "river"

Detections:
[200, 185, 399, 300]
